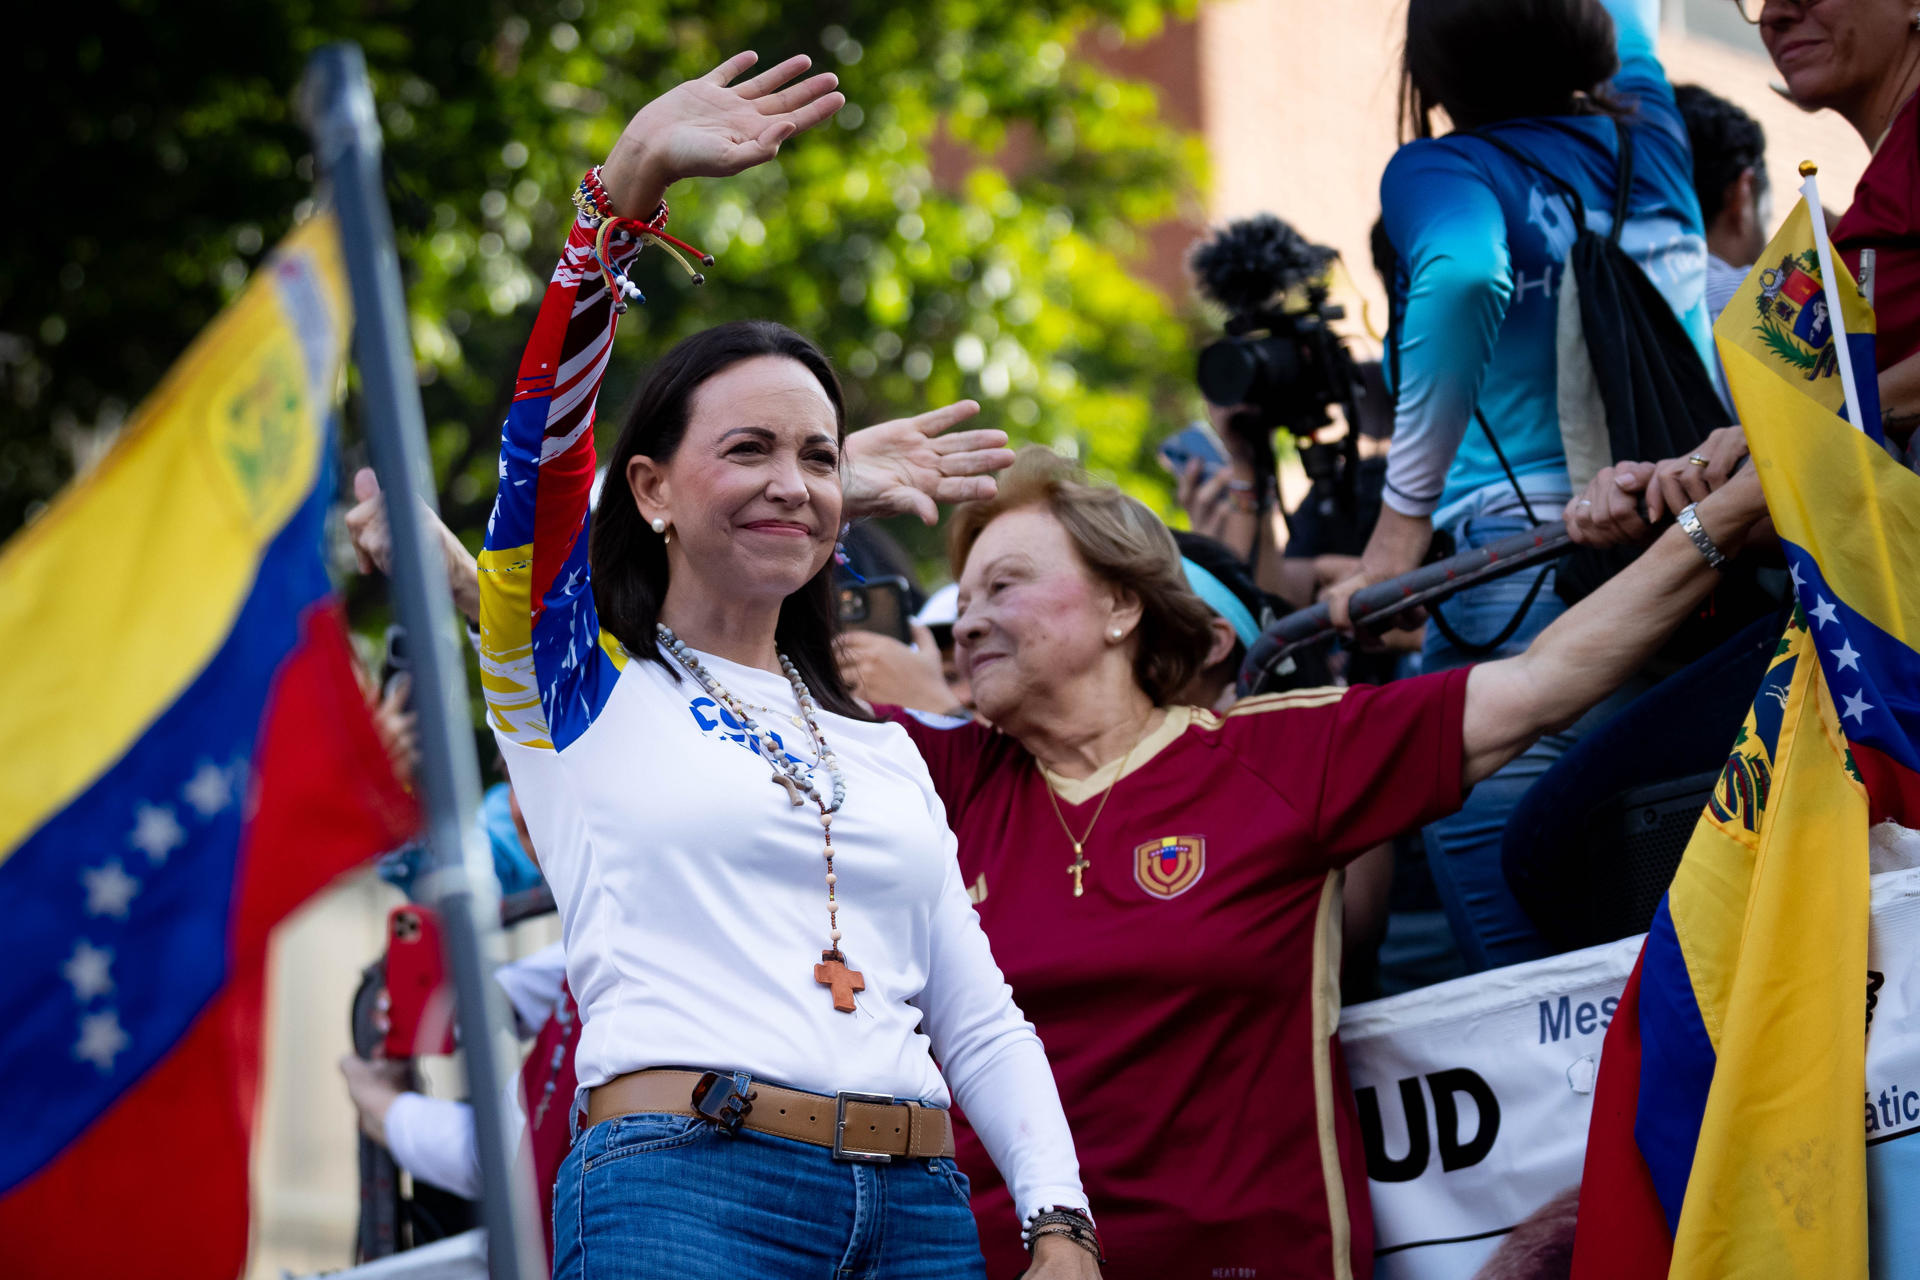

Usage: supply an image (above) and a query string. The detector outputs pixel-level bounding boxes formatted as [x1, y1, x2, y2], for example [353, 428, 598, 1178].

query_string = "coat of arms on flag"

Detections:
[1134, 835, 1204, 899]
[1753, 250, 1836, 378]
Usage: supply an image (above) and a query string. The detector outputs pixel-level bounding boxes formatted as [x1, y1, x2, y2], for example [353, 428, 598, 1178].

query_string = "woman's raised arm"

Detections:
[477, 53, 844, 753]
[1460, 464, 1773, 785]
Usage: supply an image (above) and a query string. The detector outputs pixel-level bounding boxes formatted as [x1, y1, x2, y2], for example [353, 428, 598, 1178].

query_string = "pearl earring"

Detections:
[651, 517, 667, 534]
[1109, 628, 1124, 642]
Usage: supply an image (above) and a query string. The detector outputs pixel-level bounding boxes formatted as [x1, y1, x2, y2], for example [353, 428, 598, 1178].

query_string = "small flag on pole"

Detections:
[1716, 164, 1882, 439]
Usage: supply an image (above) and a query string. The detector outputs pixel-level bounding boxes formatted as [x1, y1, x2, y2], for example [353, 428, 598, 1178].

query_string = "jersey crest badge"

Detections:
[1133, 835, 1204, 900]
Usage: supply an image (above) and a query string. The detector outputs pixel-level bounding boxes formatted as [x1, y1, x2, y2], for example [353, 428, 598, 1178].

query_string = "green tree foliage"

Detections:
[3, 1, 1202, 571]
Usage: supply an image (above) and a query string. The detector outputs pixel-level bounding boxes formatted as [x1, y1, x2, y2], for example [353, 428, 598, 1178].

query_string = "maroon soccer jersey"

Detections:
[892, 669, 1471, 1280]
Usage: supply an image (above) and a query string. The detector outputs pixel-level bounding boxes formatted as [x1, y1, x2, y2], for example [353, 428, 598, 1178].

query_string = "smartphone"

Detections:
[384, 904, 457, 1058]
[837, 576, 914, 644]
[1158, 422, 1231, 483]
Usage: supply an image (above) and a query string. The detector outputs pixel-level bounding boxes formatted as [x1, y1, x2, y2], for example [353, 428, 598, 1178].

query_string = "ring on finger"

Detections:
[1688, 454, 1709, 467]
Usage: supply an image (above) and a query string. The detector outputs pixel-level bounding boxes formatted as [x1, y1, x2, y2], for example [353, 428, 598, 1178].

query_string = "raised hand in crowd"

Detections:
[836, 623, 962, 715]
[1168, 455, 1257, 554]
[1563, 424, 1753, 549]
[841, 399, 1014, 524]
[338, 1054, 410, 1147]
[597, 50, 845, 219]
[345, 467, 481, 622]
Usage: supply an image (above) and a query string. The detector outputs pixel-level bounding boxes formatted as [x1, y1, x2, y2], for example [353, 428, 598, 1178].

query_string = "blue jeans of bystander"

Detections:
[1421, 512, 1588, 972]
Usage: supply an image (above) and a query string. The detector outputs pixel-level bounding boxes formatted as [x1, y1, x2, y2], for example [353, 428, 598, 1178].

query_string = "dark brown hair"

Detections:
[1400, 0, 1626, 141]
[589, 319, 867, 719]
[947, 446, 1217, 705]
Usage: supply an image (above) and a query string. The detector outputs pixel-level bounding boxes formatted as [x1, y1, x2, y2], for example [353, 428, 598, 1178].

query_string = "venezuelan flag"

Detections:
[0, 214, 417, 1277]
[1574, 190, 1918, 1279]
[1719, 196, 1882, 440]
[1575, 615, 1872, 1279]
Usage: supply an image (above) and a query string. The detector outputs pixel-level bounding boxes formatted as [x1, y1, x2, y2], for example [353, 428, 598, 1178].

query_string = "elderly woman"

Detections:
[890, 446, 1770, 1279]
[475, 55, 1100, 1279]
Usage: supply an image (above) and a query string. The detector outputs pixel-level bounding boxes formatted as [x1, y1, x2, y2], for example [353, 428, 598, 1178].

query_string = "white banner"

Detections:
[1341, 864, 1920, 1280]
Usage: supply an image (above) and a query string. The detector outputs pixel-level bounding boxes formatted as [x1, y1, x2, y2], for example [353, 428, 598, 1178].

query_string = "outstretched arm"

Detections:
[842, 399, 1013, 523]
[478, 52, 844, 751]
[1461, 465, 1771, 785]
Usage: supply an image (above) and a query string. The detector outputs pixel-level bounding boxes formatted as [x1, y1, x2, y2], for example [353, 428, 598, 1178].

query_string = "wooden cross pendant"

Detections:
[814, 949, 865, 1013]
[773, 772, 808, 806]
[1066, 843, 1091, 898]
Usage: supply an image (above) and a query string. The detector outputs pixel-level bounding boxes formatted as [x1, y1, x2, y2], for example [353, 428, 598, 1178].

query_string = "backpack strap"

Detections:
[1607, 120, 1635, 245]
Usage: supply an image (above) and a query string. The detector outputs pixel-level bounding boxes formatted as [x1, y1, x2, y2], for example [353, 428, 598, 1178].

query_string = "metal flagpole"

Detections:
[301, 43, 547, 1280]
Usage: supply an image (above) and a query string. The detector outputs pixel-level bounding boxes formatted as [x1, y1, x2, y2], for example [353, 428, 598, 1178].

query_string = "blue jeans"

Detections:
[1421, 513, 1572, 973]
[553, 1109, 988, 1280]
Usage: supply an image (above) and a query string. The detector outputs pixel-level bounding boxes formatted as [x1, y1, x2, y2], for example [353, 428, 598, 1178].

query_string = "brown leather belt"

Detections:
[585, 1068, 955, 1162]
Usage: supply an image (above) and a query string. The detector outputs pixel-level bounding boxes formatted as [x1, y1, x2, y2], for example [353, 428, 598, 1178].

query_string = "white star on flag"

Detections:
[74, 1009, 130, 1072]
[1789, 561, 1805, 590]
[1808, 596, 1840, 629]
[63, 940, 114, 1002]
[1831, 638, 1862, 672]
[1842, 690, 1874, 724]
[128, 803, 184, 863]
[182, 761, 233, 817]
[82, 859, 140, 919]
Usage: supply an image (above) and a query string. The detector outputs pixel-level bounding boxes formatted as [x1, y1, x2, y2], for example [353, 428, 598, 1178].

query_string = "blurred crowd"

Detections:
[335, 2, 1919, 1278]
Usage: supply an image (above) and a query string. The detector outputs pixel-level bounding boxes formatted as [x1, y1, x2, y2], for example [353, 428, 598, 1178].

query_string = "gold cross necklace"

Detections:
[1041, 719, 1150, 899]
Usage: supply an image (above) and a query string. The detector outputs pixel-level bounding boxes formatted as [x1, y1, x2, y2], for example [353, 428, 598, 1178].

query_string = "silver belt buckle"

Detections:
[832, 1090, 896, 1163]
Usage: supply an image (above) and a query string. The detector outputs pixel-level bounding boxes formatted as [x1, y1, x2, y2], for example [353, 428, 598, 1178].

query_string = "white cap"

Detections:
[913, 582, 960, 629]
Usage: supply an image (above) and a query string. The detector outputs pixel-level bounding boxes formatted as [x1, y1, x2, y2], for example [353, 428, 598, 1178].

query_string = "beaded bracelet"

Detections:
[571, 165, 670, 231]
[1021, 1208, 1105, 1263]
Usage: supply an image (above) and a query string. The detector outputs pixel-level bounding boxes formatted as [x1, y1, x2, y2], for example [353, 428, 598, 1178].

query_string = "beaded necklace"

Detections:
[657, 624, 864, 1013]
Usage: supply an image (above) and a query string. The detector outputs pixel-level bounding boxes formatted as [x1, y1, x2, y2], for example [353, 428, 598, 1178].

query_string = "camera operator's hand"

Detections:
[1166, 457, 1258, 557]
[1564, 461, 1657, 549]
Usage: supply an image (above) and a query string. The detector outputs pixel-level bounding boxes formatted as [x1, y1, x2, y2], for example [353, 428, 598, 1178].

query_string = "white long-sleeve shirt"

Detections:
[496, 649, 1088, 1225]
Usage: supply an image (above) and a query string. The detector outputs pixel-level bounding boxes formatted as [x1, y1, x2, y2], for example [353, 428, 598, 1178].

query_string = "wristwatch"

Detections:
[1677, 503, 1728, 570]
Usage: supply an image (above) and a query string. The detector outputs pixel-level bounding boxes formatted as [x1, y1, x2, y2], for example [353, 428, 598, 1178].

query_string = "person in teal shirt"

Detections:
[1330, 0, 1714, 970]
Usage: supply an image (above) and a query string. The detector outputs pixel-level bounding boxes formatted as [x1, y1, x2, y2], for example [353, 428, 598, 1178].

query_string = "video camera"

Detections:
[1193, 214, 1358, 439]
[1189, 215, 1388, 564]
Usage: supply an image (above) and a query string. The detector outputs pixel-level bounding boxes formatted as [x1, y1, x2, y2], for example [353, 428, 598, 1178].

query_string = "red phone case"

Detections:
[384, 904, 457, 1058]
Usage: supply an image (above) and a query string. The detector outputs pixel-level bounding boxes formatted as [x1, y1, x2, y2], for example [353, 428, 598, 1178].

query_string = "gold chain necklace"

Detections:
[1042, 720, 1150, 899]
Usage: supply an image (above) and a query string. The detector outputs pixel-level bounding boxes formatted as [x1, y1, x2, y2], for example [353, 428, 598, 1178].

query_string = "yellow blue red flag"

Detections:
[1576, 186, 1919, 1279]
[0, 213, 417, 1276]
[1719, 193, 1882, 440]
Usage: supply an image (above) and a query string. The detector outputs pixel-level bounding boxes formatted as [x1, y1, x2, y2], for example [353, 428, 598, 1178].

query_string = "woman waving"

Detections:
[480, 54, 1099, 1280]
